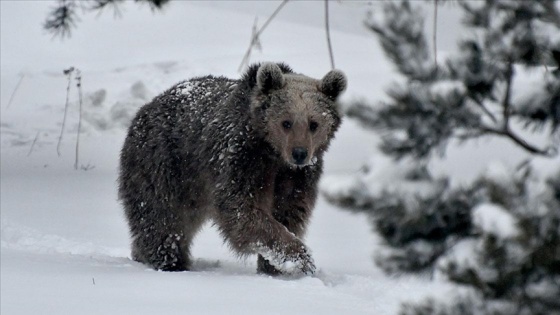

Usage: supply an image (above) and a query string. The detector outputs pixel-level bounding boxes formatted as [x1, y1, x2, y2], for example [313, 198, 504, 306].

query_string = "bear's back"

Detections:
[126, 75, 237, 146]
[158, 75, 239, 128]
[125, 74, 256, 180]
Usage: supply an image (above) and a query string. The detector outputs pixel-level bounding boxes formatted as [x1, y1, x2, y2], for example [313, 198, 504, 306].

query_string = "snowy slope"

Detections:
[1, 1, 545, 315]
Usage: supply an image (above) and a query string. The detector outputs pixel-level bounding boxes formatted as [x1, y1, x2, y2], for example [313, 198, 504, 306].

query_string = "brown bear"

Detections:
[118, 62, 346, 275]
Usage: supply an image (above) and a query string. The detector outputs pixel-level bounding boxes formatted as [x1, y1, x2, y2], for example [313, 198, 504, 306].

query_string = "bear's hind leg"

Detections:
[132, 226, 191, 272]
[132, 204, 210, 271]
[125, 197, 194, 271]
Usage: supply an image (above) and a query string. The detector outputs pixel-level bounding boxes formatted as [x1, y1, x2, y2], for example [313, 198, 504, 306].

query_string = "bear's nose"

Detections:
[292, 147, 308, 165]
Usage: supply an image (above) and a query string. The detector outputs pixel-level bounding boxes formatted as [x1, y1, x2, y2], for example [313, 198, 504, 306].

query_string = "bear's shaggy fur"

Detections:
[118, 62, 346, 275]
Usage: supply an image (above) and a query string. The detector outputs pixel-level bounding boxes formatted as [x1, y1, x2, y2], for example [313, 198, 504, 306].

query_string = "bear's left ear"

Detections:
[257, 63, 285, 93]
[320, 70, 347, 100]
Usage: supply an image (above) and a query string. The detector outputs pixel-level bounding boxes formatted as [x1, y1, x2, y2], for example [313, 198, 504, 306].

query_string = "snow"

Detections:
[429, 80, 466, 100]
[321, 154, 446, 210]
[483, 160, 513, 185]
[0, 2, 462, 314]
[1, 1, 557, 314]
[472, 204, 520, 239]
[511, 66, 557, 115]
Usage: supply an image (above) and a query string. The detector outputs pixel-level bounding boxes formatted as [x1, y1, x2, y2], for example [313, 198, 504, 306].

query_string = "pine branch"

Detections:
[44, 0, 78, 39]
[481, 125, 555, 156]
[135, 0, 170, 10]
[89, 0, 124, 18]
[89, 0, 124, 11]
[471, 97, 498, 123]
[44, 0, 170, 38]
[367, 0, 435, 81]
[502, 61, 513, 130]
[486, 62, 556, 157]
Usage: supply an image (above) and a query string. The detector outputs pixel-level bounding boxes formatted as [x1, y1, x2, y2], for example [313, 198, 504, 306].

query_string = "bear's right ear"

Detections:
[320, 70, 347, 100]
[256, 63, 285, 93]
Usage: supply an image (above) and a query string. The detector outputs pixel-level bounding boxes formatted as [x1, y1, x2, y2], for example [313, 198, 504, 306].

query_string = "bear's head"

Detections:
[248, 62, 346, 167]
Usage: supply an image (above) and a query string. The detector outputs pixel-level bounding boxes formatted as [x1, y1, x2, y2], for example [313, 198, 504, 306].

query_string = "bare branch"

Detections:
[57, 67, 74, 157]
[74, 70, 83, 170]
[433, 0, 438, 68]
[239, 17, 260, 73]
[251, 17, 262, 51]
[27, 131, 40, 157]
[6, 74, 25, 109]
[325, 0, 336, 70]
[238, 0, 289, 72]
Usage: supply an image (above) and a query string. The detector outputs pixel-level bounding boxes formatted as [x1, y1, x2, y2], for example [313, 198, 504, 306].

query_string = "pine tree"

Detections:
[323, 0, 559, 313]
[400, 166, 560, 315]
[348, 0, 559, 160]
[44, 0, 170, 38]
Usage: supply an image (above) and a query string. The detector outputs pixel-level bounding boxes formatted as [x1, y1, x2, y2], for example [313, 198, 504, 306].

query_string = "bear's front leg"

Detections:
[215, 196, 316, 276]
[272, 166, 320, 237]
[256, 165, 321, 275]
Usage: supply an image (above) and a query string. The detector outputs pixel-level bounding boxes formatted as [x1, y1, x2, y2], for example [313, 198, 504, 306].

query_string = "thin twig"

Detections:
[433, 0, 438, 68]
[57, 67, 74, 157]
[27, 131, 40, 156]
[241, 17, 260, 73]
[325, 0, 336, 70]
[238, 0, 289, 72]
[6, 74, 25, 109]
[252, 16, 262, 51]
[74, 70, 83, 170]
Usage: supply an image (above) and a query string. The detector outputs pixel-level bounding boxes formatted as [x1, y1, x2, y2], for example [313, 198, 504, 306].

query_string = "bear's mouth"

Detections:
[286, 156, 318, 169]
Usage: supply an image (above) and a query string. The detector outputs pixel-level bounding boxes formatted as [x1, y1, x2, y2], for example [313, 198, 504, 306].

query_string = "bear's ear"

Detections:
[320, 70, 347, 100]
[256, 63, 285, 93]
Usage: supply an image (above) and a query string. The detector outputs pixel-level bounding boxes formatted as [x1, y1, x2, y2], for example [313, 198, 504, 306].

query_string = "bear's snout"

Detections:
[292, 147, 308, 165]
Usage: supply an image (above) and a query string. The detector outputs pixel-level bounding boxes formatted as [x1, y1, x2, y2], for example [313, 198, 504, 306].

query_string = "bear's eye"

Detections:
[282, 120, 292, 130]
[309, 121, 319, 132]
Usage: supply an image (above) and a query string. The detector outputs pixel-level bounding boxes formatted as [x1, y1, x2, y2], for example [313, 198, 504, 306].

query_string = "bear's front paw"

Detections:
[286, 246, 316, 276]
[259, 241, 316, 276]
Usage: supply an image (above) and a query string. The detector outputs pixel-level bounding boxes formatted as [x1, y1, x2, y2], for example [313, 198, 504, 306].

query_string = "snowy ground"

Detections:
[1, 1, 555, 314]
